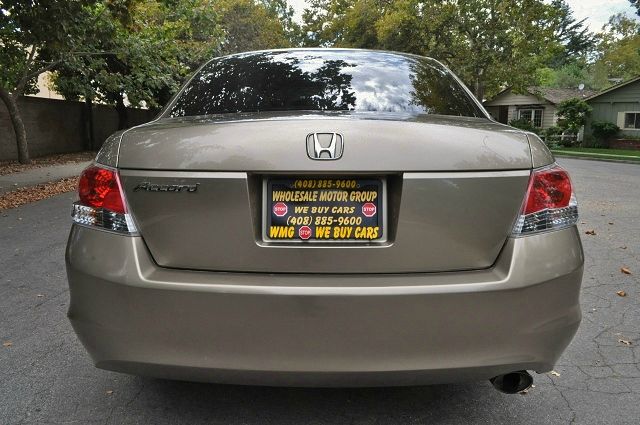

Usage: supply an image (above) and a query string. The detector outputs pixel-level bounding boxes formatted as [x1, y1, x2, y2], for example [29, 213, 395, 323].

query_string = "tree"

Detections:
[536, 61, 596, 89]
[259, 0, 303, 46]
[545, 0, 595, 68]
[591, 13, 640, 88]
[218, 0, 292, 55]
[52, 0, 224, 131]
[448, 0, 559, 100]
[302, 0, 569, 100]
[591, 121, 619, 144]
[556, 98, 592, 135]
[0, 0, 98, 163]
[52, 0, 292, 133]
[509, 117, 540, 134]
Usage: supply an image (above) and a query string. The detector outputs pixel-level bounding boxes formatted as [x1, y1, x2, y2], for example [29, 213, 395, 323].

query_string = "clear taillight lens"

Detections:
[71, 164, 137, 234]
[512, 165, 578, 235]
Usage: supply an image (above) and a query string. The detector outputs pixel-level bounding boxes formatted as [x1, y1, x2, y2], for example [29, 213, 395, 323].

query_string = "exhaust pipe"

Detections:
[490, 371, 533, 394]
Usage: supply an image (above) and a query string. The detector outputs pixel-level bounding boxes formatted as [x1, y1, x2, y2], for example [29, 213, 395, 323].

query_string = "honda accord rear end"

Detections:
[66, 49, 583, 390]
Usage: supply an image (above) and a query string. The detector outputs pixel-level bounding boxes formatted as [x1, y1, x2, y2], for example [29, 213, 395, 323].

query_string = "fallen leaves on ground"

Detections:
[0, 152, 95, 176]
[621, 267, 632, 275]
[2, 341, 12, 347]
[585, 229, 596, 235]
[550, 371, 561, 377]
[616, 291, 627, 297]
[619, 339, 632, 346]
[0, 177, 78, 210]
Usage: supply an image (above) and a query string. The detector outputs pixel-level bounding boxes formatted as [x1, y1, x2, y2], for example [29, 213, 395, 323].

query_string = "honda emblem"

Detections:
[306, 133, 344, 160]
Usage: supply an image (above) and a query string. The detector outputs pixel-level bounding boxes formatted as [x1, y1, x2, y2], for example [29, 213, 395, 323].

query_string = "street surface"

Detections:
[1, 158, 639, 424]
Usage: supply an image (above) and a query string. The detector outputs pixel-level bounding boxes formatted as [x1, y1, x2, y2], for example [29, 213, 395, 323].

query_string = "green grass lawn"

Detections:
[550, 147, 640, 162]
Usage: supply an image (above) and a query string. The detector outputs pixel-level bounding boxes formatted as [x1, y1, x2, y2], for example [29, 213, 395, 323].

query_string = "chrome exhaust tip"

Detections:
[490, 370, 533, 394]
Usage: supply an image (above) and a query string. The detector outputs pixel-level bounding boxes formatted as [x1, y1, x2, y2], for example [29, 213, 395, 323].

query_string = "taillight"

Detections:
[72, 164, 137, 234]
[512, 165, 578, 235]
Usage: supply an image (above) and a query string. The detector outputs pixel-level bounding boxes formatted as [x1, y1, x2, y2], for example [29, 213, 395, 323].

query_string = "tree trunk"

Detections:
[115, 95, 128, 130]
[0, 89, 30, 164]
[474, 77, 484, 102]
[474, 68, 485, 102]
[83, 97, 95, 150]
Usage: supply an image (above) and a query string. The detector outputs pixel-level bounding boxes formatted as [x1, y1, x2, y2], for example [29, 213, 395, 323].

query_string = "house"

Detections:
[584, 76, 640, 138]
[484, 87, 595, 130]
[32, 72, 64, 100]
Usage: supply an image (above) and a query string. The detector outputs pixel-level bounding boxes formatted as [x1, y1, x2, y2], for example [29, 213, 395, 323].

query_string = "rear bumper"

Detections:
[66, 225, 583, 387]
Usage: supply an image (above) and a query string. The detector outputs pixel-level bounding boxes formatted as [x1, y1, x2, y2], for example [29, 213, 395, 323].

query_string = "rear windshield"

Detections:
[166, 50, 485, 118]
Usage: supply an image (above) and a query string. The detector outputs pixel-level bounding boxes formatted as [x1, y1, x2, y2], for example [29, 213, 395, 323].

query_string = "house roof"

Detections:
[527, 87, 596, 104]
[484, 86, 596, 106]
[585, 75, 640, 101]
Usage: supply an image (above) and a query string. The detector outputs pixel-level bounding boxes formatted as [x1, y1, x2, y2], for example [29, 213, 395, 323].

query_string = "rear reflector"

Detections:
[512, 165, 578, 235]
[72, 164, 137, 234]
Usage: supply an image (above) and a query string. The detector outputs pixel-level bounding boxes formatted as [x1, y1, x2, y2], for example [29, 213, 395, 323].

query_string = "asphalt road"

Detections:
[1, 158, 639, 424]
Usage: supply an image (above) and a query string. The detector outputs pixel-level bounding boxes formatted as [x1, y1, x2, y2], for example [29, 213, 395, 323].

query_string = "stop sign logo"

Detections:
[273, 202, 288, 217]
[362, 202, 377, 217]
[298, 225, 312, 240]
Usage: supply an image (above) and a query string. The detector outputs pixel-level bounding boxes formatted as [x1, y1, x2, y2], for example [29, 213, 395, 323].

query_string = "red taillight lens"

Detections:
[524, 167, 573, 214]
[72, 164, 136, 234]
[512, 164, 578, 235]
[78, 166, 126, 214]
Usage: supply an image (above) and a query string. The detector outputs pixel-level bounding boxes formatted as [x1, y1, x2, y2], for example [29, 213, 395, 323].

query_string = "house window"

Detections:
[623, 112, 640, 129]
[518, 109, 543, 127]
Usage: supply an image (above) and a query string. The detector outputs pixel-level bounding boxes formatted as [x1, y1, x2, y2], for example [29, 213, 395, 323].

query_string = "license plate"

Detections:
[264, 178, 385, 242]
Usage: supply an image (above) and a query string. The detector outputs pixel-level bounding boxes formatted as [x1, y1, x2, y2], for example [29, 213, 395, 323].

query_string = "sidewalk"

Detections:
[0, 161, 91, 196]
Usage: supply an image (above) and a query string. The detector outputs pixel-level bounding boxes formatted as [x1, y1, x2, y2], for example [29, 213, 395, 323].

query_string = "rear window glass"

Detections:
[166, 50, 485, 118]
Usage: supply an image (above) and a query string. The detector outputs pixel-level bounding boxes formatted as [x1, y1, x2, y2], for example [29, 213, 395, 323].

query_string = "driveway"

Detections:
[1, 158, 638, 424]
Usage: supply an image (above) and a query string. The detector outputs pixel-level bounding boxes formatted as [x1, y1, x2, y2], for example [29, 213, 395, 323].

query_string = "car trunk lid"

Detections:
[117, 113, 532, 273]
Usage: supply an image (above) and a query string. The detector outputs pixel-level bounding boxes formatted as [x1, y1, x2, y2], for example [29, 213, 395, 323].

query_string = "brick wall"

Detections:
[609, 139, 640, 151]
[0, 96, 156, 161]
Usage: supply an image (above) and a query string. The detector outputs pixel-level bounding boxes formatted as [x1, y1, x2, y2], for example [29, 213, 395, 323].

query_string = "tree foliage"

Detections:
[591, 13, 640, 88]
[546, 0, 595, 68]
[52, 0, 291, 130]
[259, 0, 303, 46]
[536, 61, 595, 89]
[301, 0, 595, 100]
[533, 1, 595, 90]
[591, 121, 619, 143]
[52, 0, 224, 129]
[218, 0, 291, 55]
[1, 0, 293, 161]
[0, 0, 99, 163]
[508, 117, 540, 134]
[556, 98, 592, 134]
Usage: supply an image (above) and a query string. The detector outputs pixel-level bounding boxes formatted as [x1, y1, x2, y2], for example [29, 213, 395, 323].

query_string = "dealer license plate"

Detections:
[264, 178, 385, 242]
